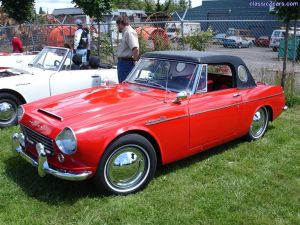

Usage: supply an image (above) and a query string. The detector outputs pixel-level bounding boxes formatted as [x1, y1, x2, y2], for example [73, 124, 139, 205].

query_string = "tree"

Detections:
[178, 0, 188, 10]
[156, 0, 162, 12]
[72, 0, 111, 22]
[39, 7, 45, 15]
[272, 0, 300, 88]
[0, 0, 35, 23]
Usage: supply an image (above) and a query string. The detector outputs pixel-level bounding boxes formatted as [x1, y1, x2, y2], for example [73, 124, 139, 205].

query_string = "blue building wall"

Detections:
[174, 0, 284, 37]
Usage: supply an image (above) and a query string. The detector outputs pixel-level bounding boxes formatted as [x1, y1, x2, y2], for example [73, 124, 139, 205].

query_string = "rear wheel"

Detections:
[246, 107, 269, 141]
[94, 134, 157, 195]
[0, 93, 22, 128]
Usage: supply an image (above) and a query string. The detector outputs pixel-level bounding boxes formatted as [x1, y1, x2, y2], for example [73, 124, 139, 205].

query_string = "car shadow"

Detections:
[155, 138, 244, 177]
[4, 137, 245, 205]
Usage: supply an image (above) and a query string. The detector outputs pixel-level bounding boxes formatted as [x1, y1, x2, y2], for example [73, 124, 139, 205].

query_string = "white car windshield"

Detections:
[126, 58, 198, 93]
[30, 47, 68, 71]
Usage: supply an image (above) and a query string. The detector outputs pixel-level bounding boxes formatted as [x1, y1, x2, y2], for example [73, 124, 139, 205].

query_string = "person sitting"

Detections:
[71, 54, 82, 70]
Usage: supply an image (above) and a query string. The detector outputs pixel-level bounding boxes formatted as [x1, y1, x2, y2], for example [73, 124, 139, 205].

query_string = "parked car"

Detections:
[223, 36, 253, 48]
[212, 33, 226, 44]
[165, 22, 201, 41]
[254, 36, 270, 47]
[0, 51, 38, 69]
[0, 46, 118, 128]
[269, 28, 300, 51]
[226, 28, 255, 42]
[12, 51, 286, 195]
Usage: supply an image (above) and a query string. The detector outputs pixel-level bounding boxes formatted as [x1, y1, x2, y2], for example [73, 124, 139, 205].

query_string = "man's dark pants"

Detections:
[117, 59, 135, 83]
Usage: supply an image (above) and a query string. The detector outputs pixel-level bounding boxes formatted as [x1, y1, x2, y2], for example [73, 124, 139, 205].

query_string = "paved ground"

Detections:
[208, 45, 300, 71]
[208, 45, 300, 90]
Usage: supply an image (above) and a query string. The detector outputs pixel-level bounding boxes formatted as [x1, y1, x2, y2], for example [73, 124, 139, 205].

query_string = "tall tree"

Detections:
[72, 0, 111, 22]
[156, 0, 162, 12]
[0, 0, 35, 23]
[272, 0, 300, 88]
[39, 7, 45, 15]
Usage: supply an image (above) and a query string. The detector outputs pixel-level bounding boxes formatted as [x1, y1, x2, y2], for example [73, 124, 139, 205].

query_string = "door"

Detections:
[49, 53, 101, 96]
[188, 64, 242, 151]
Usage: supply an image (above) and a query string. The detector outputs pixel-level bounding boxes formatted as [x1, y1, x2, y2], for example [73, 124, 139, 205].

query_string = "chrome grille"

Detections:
[21, 125, 54, 155]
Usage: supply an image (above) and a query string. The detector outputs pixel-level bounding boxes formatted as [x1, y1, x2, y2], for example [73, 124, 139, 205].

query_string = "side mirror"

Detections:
[173, 91, 188, 104]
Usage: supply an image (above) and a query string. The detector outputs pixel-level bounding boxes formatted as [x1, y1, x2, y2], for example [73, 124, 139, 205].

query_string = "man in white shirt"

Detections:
[74, 19, 89, 63]
[116, 16, 139, 82]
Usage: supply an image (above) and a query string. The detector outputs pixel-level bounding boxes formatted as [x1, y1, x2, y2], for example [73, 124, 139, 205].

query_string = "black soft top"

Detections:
[143, 51, 242, 65]
[142, 51, 256, 89]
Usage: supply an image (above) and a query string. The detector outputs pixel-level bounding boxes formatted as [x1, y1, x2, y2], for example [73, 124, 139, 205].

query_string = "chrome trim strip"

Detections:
[189, 102, 240, 117]
[190, 93, 283, 117]
[145, 93, 283, 125]
[38, 109, 63, 121]
[242, 93, 282, 104]
[146, 114, 188, 125]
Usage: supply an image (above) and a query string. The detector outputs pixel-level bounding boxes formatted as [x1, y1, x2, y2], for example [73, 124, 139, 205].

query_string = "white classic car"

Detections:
[0, 46, 118, 128]
[0, 51, 38, 70]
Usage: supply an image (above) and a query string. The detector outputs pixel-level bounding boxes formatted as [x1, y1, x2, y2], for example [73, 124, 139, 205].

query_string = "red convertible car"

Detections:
[12, 51, 286, 195]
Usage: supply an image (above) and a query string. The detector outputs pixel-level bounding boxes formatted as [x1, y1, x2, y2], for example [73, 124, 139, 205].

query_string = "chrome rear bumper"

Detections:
[12, 133, 92, 181]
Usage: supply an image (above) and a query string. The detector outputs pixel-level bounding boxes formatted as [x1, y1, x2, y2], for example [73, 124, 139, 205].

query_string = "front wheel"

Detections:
[0, 93, 22, 128]
[246, 107, 269, 141]
[94, 134, 157, 195]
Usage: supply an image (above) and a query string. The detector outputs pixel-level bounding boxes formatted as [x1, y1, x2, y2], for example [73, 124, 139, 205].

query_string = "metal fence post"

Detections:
[181, 20, 184, 50]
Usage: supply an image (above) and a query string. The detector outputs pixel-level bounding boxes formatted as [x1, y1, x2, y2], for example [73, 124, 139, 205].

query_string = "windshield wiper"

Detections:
[134, 78, 166, 89]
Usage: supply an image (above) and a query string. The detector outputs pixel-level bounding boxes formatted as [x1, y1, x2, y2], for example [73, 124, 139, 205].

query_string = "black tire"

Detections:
[94, 134, 157, 195]
[0, 93, 22, 128]
[272, 47, 278, 52]
[245, 107, 269, 141]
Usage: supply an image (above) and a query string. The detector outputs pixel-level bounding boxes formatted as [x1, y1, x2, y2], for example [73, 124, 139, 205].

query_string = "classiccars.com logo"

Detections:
[249, 1, 299, 7]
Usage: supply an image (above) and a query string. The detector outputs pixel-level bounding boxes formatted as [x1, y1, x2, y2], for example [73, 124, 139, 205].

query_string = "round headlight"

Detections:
[55, 127, 77, 155]
[17, 106, 24, 122]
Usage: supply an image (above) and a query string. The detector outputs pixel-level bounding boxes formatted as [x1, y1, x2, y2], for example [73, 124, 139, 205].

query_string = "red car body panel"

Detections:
[20, 79, 285, 175]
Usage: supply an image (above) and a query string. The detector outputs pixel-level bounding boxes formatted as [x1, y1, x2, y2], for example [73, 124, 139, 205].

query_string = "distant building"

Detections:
[51, 7, 146, 24]
[175, 0, 284, 37]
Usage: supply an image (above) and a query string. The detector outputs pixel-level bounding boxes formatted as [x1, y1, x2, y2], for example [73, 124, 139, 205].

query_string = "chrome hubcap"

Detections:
[0, 101, 16, 122]
[250, 108, 267, 138]
[104, 144, 150, 192]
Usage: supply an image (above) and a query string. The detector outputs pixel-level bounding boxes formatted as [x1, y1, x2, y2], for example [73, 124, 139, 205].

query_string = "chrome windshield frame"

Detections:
[30, 46, 70, 72]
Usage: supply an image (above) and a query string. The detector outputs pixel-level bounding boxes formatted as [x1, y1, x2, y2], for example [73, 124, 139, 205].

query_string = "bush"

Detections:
[182, 30, 213, 51]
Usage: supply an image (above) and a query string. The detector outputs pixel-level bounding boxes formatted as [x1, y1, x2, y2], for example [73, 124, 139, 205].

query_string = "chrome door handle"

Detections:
[232, 93, 240, 97]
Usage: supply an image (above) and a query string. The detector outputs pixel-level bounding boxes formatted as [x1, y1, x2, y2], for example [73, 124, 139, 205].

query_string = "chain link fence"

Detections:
[1, 19, 300, 89]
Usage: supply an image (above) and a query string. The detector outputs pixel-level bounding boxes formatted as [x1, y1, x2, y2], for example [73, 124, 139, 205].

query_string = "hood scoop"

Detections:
[38, 109, 63, 121]
[0, 69, 21, 78]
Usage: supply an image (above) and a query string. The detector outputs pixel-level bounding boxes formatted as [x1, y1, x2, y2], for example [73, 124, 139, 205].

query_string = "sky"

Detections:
[35, 0, 202, 14]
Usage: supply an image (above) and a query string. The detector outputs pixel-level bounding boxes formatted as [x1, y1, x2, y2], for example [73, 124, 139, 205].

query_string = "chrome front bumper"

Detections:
[12, 133, 92, 181]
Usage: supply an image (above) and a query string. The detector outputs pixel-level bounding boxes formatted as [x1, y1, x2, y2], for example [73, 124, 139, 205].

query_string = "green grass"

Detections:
[0, 107, 299, 225]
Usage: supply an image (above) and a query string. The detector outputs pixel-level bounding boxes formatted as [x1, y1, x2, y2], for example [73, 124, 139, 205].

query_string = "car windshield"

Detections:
[126, 58, 198, 93]
[30, 47, 68, 71]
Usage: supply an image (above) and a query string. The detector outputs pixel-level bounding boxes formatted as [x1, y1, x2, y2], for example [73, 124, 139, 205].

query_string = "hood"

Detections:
[0, 68, 30, 78]
[28, 84, 171, 129]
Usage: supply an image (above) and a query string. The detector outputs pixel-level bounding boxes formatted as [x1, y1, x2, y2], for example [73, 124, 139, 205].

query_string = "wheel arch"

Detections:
[0, 89, 27, 104]
[264, 105, 274, 121]
[104, 129, 163, 165]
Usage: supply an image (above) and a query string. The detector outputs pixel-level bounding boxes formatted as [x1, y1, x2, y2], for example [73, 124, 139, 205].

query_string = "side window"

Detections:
[196, 65, 207, 92]
[238, 65, 248, 83]
[206, 64, 233, 92]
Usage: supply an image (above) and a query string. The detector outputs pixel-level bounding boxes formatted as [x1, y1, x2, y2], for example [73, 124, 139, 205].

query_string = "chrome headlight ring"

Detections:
[55, 127, 77, 155]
